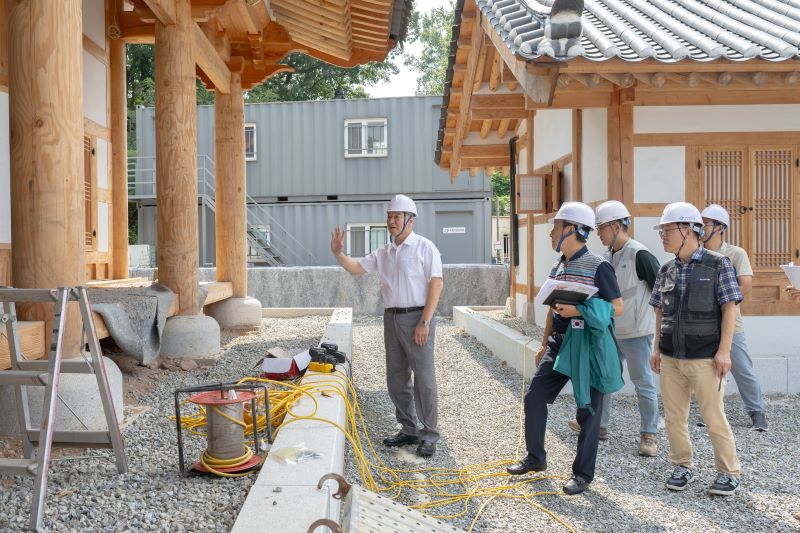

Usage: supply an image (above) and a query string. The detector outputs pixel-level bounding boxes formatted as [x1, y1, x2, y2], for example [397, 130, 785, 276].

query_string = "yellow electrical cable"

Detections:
[172, 345, 576, 532]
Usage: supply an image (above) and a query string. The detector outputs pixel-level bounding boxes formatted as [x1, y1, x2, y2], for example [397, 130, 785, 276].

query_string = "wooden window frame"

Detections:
[83, 134, 98, 252]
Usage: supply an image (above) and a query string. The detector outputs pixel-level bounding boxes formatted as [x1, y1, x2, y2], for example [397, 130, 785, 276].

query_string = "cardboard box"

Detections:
[260, 347, 311, 381]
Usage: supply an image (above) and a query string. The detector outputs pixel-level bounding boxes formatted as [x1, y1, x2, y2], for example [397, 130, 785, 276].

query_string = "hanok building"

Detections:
[0, 0, 411, 364]
[436, 0, 800, 385]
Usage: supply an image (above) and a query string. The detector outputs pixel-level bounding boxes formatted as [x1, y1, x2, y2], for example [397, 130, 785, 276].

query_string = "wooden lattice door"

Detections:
[699, 144, 799, 315]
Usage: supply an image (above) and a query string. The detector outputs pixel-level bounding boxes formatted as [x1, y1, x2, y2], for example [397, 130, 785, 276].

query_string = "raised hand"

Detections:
[330, 227, 345, 256]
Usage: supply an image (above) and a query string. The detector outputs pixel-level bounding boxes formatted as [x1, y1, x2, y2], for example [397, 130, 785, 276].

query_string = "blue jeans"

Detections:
[601, 335, 660, 435]
[729, 331, 765, 414]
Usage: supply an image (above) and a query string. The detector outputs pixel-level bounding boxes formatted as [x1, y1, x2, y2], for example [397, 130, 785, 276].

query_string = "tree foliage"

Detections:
[245, 53, 398, 103]
[403, 1, 455, 96]
[491, 170, 511, 216]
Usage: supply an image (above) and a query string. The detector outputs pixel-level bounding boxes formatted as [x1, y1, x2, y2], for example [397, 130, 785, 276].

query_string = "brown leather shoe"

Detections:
[639, 433, 657, 457]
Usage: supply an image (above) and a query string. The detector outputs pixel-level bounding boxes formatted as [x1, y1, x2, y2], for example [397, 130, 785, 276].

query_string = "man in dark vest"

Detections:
[506, 202, 623, 496]
[649, 202, 742, 496]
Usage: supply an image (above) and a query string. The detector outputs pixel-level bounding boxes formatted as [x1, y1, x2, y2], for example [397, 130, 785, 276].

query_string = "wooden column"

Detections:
[110, 37, 129, 279]
[607, 90, 623, 201]
[9, 0, 84, 354]
[214, 72, 247, 298]
[155, 0, 199, 315]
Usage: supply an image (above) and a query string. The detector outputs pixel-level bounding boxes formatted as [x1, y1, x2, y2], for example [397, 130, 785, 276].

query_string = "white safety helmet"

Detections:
[387, 194, 417, 216]
[548, 201, 596, 230]
[654, 202, 704, 235]
[595, 200, 631, 226]
[701, 204, 730, 228]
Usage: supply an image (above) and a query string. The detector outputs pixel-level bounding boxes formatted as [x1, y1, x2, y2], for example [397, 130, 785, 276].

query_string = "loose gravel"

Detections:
[0, 316, 329, 533]
[345, 315, 800, 533]
[2, 314, 797, 532]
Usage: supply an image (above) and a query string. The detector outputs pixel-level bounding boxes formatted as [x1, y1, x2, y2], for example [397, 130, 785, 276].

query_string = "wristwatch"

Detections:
[420, 318, 430, 326]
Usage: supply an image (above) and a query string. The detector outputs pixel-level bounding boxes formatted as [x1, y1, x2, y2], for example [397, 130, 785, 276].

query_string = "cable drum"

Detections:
[206, 402, 247, 460]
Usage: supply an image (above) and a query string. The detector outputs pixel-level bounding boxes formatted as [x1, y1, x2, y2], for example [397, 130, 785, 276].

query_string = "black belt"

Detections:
[386, 306, 425, 314]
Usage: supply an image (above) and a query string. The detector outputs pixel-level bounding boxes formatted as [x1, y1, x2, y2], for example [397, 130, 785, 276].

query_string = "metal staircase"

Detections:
[128, 155, 317, 266]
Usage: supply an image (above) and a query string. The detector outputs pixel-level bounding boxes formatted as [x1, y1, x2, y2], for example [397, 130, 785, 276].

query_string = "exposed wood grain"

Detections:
[0, 321, 46, 370]
[215, 73, 248, 298]
[110, 37, 129, 280]
[9, 0, 85, 354]
[155, 0, 199, 315]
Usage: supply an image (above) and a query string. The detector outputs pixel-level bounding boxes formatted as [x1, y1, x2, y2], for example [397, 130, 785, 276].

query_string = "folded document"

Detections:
[781, 262, 800, 288]
[535, 278, 599, 307]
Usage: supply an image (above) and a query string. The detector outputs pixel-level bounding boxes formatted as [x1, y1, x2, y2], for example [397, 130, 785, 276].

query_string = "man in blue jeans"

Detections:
[567, 201, 662, 456]
[701, 204, 768, 431]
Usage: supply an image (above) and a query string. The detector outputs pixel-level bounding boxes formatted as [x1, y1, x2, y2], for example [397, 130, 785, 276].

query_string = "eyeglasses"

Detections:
[658, 227, 682, 238]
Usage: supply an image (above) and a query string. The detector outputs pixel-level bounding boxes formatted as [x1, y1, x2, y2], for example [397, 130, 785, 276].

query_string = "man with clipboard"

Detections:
[506, 202, 623, 496]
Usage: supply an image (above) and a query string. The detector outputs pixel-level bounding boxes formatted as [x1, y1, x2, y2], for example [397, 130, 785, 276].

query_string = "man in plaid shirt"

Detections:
[649, 202, 742, 497]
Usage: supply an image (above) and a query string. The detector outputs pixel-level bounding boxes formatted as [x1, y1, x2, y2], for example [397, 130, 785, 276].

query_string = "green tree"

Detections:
[491, 170, 511, 216]
[403, 2, 455, 96]
[245, 53, 397, 103]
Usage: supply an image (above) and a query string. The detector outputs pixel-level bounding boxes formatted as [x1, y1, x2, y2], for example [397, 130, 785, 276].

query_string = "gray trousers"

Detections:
[383, 309, 440, 443]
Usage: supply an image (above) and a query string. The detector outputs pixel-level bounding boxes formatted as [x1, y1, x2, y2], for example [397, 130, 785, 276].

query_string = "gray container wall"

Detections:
[249, 198, 492, 265]
[138, 198, 492, 265]
[135, 96, 488, 198]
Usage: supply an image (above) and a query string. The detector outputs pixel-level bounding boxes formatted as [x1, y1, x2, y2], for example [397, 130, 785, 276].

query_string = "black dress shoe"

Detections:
[416, 440, 436, 457]
[382, 432, 419, 447]
[506, 457, 547, 476]
[563, 475, 590, 495]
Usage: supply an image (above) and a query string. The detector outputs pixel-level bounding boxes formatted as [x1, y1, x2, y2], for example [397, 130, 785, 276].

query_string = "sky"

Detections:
[367, 0, 452, 98]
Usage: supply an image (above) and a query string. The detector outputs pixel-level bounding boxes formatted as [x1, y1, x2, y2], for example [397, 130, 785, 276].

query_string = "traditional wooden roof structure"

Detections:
[122, 0, 412, 89]
[435, 0, 800, 177]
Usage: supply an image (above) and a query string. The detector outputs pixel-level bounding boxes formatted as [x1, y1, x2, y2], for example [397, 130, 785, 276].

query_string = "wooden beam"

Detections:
[698, 72, 733, 87]
[497, 118, 510, 138]
[473, 41, 488, 91]
[192, 22, 230, 94]
[572, 109, 582, 202]
[632, 72, 666, 88]
[119, 11, 155, 42]
[461, 157, 509, 168]
[488, 48, 502, 91]
[110, 38, 129, 279]
[472, 108, 529, 120]
[570, 73, 603, 88]
[600, 72, 634, 88]
[558, 57, 800, 74]
[479, 119, 492, 139]
[143, 0, 176, 25]
[450, 12, 485, 179]
[607, 90, 622, 201]
[471, 93, 526, 109]
[665, 72, 701, 87]
[461, 144, 508, 158]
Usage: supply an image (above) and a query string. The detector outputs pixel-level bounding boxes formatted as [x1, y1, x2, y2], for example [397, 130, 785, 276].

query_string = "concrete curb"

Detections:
[231, 308, 353, 533]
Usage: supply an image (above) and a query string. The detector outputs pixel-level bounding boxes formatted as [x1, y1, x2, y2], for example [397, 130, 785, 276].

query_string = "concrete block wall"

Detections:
[131, 264, 510, 316]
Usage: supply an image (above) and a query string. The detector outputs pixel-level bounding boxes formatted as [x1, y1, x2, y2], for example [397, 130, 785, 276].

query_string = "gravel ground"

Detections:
[0, 316, 329, 533]
[3, 314, 797, 532]
[345, 315, 800, 533]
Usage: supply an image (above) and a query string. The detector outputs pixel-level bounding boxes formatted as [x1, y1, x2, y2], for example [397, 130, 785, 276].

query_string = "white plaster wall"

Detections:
[533, 109, 571, 169]
[515, 224, 527, 285]
[633, 216, 673, 266]
[82, 0, 107, 50]
[634, 105, 800, 134]
[581, 108, 608, 203]
[0, 92, 10, 244]
[533, 222, 553, 327]
[96, 137, 109, 189]
[83, 51, 107, 127]
[97, 201, 109, 252]
[633, 147, 685, 204]
[743, 317, 800, 356]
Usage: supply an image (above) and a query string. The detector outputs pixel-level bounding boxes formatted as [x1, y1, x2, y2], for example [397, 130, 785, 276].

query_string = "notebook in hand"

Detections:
[535, 278, 599, 307]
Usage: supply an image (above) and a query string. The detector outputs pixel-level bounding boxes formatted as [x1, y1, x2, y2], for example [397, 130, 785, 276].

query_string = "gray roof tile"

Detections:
[477, 0, 800, 61]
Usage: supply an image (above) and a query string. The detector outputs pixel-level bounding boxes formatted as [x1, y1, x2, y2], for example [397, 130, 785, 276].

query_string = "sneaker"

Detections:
[567, 419, 607, 441]
[666, 465, 694, 491]
[750, 412, 768, 432]
[708, 473, 740, 496]
[638, 433, 657, 457]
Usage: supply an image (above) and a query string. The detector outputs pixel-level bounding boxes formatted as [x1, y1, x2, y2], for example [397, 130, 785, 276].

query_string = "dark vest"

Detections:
[657, 250, 725, 359]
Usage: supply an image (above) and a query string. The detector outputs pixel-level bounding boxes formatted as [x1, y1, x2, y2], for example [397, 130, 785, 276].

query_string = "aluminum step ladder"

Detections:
[0, 287, 127, 532]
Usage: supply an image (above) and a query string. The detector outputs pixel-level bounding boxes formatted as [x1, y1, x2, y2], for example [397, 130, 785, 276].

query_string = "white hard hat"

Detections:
[548, 201, 596, 229]
[387, 194, 417, 216]
[653, 202, 703, 229]
[595, 200, 631, 226]
[701, 204, 730, 228]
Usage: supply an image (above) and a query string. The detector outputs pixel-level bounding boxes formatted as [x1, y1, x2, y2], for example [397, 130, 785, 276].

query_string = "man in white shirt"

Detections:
[331, 194, 444, 457]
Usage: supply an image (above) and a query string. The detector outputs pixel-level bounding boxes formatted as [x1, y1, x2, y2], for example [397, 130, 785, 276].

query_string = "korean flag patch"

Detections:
[571, 319, 585, 330]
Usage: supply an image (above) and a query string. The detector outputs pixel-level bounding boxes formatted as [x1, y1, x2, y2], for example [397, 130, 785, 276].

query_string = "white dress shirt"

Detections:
[359, 232, 443, 308]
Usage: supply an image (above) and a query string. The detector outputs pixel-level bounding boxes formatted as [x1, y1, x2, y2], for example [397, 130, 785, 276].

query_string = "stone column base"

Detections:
[161, 314, 221, 362]
[205, 297, 262, 329]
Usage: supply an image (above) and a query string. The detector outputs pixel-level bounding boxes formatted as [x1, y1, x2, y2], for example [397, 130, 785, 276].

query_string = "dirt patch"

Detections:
[475, 308, 544, 339]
